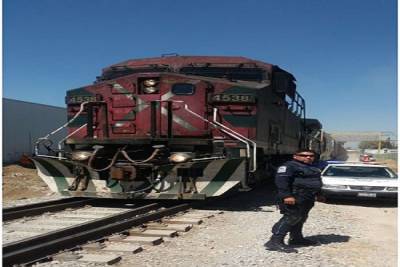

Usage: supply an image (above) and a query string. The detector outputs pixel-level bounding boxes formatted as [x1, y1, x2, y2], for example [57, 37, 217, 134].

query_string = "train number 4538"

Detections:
[211, 94, 256, 104]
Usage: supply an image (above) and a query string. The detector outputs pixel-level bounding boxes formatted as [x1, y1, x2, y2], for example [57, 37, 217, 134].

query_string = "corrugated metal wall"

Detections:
[3, 98, 67, 163]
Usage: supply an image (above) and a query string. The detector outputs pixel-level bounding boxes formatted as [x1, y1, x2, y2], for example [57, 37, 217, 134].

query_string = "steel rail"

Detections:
[3, 203, 190, 266]
[3, 198, 95, 221]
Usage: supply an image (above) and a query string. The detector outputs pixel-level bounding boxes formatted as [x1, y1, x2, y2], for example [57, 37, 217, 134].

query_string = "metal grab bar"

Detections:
[57, 124, 88, 159]
[184, 104, 257, 172]
[184, 104, 218, 127]
[183, 105, 249, 155]
[212, 108, 257, 172]
[35, 101, 91, 157]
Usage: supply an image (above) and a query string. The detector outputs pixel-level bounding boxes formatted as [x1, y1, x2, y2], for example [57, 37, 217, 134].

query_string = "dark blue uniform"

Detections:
[272, 159, 322, 239]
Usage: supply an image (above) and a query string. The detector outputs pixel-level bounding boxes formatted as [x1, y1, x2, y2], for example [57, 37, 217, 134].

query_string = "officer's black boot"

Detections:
[264, 235, 298, 253]
[288, 224, 319, 246]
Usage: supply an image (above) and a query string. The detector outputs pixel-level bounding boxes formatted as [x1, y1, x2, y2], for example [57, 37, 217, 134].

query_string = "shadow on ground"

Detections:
[198, 182, 279, 212]
[309, 234, 351, 245]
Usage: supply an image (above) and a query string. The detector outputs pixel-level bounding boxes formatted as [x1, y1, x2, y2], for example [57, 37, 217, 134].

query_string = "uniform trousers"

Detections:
[272, 193, 315, 239]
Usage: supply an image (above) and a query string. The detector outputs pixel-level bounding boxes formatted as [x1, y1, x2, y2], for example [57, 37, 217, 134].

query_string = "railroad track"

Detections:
[3, 199, 221, 266]
[3, 197, 95, 221]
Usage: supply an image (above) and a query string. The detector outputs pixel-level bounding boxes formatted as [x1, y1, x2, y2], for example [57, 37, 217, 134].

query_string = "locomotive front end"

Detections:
[33, 60, 253, 199]
[32, 55, 315, 200]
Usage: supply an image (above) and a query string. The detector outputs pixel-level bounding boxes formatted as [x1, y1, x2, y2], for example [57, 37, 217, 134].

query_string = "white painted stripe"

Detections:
[112, 83, 127, 93]
[194, 160, 226, 192]
[136, 97, 149, 112]
[213, 181, 240, 196]
[213, 160, 245, 196]
[44, 158, 74, 179]
[213, 160, 246, 196]
[161, 91, 174, 101]
[31, 159, 60, 192]
[153, 180, 172, 191]
[38, 158, 106, 194]
[161, 107, 198, 131]
[91, 180, 113, 193]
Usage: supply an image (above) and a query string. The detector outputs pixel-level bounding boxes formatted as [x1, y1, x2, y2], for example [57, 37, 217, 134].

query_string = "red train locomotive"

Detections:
[33, 55, 325, 199]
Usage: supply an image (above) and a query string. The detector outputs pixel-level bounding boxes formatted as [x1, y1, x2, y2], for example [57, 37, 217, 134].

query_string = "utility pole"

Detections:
[378, 132, 381, 154]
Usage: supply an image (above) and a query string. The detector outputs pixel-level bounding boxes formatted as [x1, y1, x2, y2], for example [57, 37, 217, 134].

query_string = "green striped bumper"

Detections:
[32, 157, 246, 199]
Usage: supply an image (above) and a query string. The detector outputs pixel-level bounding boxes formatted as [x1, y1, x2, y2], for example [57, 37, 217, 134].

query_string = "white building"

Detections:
[3, 98, 67, 163]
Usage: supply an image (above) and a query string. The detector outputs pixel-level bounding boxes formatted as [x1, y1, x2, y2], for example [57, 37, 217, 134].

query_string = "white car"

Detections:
[321, 163, 398, 199]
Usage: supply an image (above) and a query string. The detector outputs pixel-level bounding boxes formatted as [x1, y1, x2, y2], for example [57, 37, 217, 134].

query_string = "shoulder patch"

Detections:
[277, 166, 287, 173]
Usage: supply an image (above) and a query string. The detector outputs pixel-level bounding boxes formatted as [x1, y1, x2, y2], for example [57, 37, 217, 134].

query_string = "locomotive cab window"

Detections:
[172, 83, 195, 95]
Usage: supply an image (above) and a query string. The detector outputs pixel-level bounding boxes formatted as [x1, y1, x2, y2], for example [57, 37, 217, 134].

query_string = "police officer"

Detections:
[264, 149, 323, 253]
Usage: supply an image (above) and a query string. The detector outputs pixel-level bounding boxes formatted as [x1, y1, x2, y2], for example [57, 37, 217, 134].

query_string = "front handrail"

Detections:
[184, 104, 257, 172]
[57, 123, 88, 159]
[183, 105, 250, 159]
[212, 108, 257, 172]
[35, 101, 91, 157]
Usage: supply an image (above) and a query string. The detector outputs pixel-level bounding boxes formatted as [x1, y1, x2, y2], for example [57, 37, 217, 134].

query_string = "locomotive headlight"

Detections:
[71, 151, 93, 161]
[169, 152, 194, 163]
[143, 86, 158, 94]
[143, 79, 158, 87]
[142, 79, 159, 94]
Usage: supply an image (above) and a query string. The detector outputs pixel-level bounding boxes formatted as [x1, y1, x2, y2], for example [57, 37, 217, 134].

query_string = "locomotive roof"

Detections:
[98, 55, 291, 83]
[104, 56, 274, 72]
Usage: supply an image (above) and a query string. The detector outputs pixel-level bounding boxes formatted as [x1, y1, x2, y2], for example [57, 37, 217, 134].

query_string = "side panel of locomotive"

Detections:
[32, 56, 313, 199]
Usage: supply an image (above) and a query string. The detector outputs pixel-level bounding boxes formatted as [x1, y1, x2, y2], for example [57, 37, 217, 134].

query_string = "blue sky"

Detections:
[3, 0, 397, 135]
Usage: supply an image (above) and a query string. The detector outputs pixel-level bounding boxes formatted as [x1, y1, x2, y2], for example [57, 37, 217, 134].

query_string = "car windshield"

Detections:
[323, 166, 397, 178]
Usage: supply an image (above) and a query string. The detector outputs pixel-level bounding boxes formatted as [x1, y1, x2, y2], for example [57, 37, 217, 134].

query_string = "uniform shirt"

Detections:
[275, 159, 322, 200]
[313, 160, 328, 171]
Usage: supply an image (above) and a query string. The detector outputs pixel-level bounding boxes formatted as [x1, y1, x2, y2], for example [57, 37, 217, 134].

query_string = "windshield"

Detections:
[323, 166, 397, 178]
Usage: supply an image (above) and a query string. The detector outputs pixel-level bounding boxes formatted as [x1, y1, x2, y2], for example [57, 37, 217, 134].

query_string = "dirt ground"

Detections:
[2, 164, 52, 202]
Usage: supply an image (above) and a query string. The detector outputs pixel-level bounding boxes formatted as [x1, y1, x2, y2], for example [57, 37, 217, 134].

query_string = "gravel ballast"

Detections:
[117, 186, 396, 267]
[6, 185, 397, 267]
